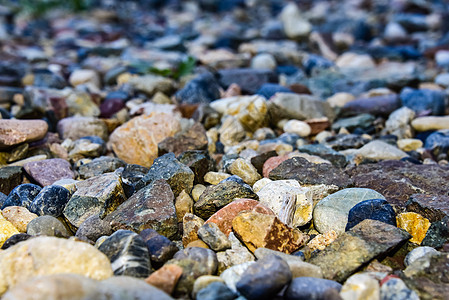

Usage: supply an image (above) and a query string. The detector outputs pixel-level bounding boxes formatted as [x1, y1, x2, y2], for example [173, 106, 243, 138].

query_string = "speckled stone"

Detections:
[0, 119, 48, 150]
[198, 222, 231, 251]
[406, 194, 449, 223]
[0, 166, 23, 195]
[307, 230, 338, 252]
[98, 230, 151, 278]
[1, 206, 37, 233]
[228, 158, 261, 186]
[396, 212, 431, 244]
[29, 185, 70, 218]
[57, 116, 108, 141]
[2, 184, 42, 210]
[182, 213, 204, 246]
[77, 157, 126, 180]
[75, 214, 113, 243]
[404, 246, 440, 267]
[139, 229, 179, 267]
[345, 199, 396, 231]
[380, 277, 419, 300]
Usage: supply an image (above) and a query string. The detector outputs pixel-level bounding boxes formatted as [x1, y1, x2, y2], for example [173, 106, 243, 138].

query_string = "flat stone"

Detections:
[0, 119, 48, 150]
[63, 173, 126, 228]
[27, 215, 69, 238]
[77, 157, 126, 180]
[297, 144, 347, 168]
[1, 206, 37, 233]
[28, 185, 70, 218]
[194, 180, 258, 220]
[340, 94, 401, 118]
[284, 277, 342, 300]
[283, 120, 311, 137]
[158, 122, 208, 156]
[406, 194, 449, 222]
[309, 219, 411, 282]
[57, 117, 108, 141]
[23, 158, 75, 186]
[205, 199, 273, 237]
[108, 113, 181, 167]
[397, 138, 423, 152]
[396, 212, 431, 245]
[332, 114, 375, 132]
[204, 172, 231, 185]
[257, 180, 313, 227]
[400, 88, 445, 116]
[269, 157, 352, 188]
[128, 74, 174, 96]
[339, 273, 380, 300]
[0, 236, 113, 294]
[236, 255, 292, 300]
[346, 198, 396, 231]
[313, 188, 386, 234]
[412, 116, 449, 131]
[104, 179, 178, 239]
[145, 264, 183, 296]
[0, 167, 22, 195]
[232, 211, 308, 254]
[355, 140, 408, 161]
[75, 214, 113, 243]
[98, 230, 151, 278]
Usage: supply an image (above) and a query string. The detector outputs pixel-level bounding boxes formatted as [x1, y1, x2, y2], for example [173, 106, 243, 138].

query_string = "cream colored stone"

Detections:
[397, 139, 423, 152]
[228, 158, 261, 186]
[69, 69, 101, 88]
[336, 52, 376, 69]
[2, 207, 37, 233]
[0, 214, 19, 248]
[283, 120, 312, 137]
[326, 93, 355, 108]
[204, 172, 231, 185]
[252, 178, 272, 193]
[175, 190, 193, 222]
[340, 273, 380, 300]
[411, 116, 449, 131]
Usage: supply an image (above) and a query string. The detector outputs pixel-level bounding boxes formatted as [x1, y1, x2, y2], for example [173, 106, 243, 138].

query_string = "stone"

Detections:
[401, 252, 449, 300]
[336, 52, 376, 69]
[28, 185, 70, 218]
[220, 261, 255, 293]
[327, 93, 356, 108]
[283, 120, 311, 137]
[23, 158, 75, 187]
[332, 114, 375, 132]
[182, 213, 204, 246]
[75, 214, 113, 243]
[406, 194, 449, 223]
[340, 94, 401, 118]
[128, 74, 174, 96]
[139, 229, 179, 266]
[346, 160, 449, 207]
[236, 255, 292, 300]
[340, 273, 380, 300]
[284, 277, 342, 300]
[98, 230, 151, 278]
[0, 119, 48, 149]
[204, 172, 231, 185]
[424, 130, 449, 158]
[307, 230, 338, 252]
[175, 190, 193, 222]
[216, 243, 256, 274]
[108, 113, 181, 167]
[57, 117, 108, 141]
[0, 236, 113, 294]
[254, 248, 322, 278]
[257, 180, 313, 227]
[196, 281, 236, 300]
[1, 233, 32, 250]
[69, 69, 101, 88]
[145, 264, 183, 295]
[1, 206, 37, 233]
[198, 222, 231, 251]
[269, 93, 335, 124]
[232, 211, 308, 254]
[192, 184, 206, 202]
[412, 116, 449, 131]
[69, 136, 106, 159]
[404, 246, 440, 267]
[194, 180, 258, 220]
[252, 178, 272, 193]
[178, 150, 215, 185]
[136, 152, 194, 197]
[297, 144, 347, 168]
[218, 69, 276, 94]
[0, 213, 19, 247]
[380, 277, 419, 300]
[0, 167, 22, 195]
[324, 134, 370, 151]
[205, 199, 273, 237]
[269, 157, 352, 188]
[309, 220, 411, 282]
[384, 107, 416, 139]
[421, 217, 449, 249]
[396, 212, 431, 245]
[2, 184, 42, 210]
[104, 179, 177, 239]
[186, 240, 209, 249]
[346, 199, 396, 231]
[26, 215, 70, 237]
[77, 157, 126, 180]
[119, 164, 149, 197]
[435, 73, 449, 87]
[218, 115, 246, 147]
[355, 140, 408, 161]
[400, 88, 445, 116]
[175, 73, 221, 105]
[158, 122, 208, 156]
[397, 139, 423, 152]
[314, 188, 386, 234]
[228, 158, 261, 186]
[65, 92, 100, 117]
[280, 2, 312, 39]
[63, 172, 126, 228]
[251, 53, 277, 70]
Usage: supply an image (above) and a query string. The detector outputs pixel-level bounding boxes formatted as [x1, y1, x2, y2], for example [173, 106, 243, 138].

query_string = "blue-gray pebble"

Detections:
[284, 277, 342, 300]
[345, 199, 396, 231]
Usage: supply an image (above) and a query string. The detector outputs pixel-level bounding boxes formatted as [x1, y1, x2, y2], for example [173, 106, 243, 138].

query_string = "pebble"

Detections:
[1, 206, 37, 233]
[28, 185, 70, 217]
[380, 277, 419, 300]
[145, 264, 183, 295]
[404, 246, 440, 267]
[197, 281, 236, 300]
[345, 199, 396, 231]
[284, 277, 342, 300]
[2, 183, 42, 211]
[411, 116, 449, 131]
[340, 273, 380, 300]
[228, 158, 261, 186]
[396, 139, 423, 152]
[283, 119, 312, 137]
[0, 119, 48, 149]
[355, 140, 408, 161]
[198, 222, 231, 251]
[0, 213, 19, 247]
[26, 215, 70, 237]
[396, 212, 431, 244]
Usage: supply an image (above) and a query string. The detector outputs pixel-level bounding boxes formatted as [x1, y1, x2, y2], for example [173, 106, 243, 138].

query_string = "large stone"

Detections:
[232, 211, 308, 254]
[406, 194, 449, 223]
[57, 117, 108, 141]
[108, 113, 181, 167]
[309, 219, 411, 282]
[220, 261, 255, 293]
[98, 230, 151, 278]
[136, 152, 194, 197]
[29, 185, 70, 218]
[0, 119, 48, 150]
[412, 116, 449, 131]
[194, 180, 258, 220]
[23, 159, 75, 187]
[63, 173, 126, 228]
[269, 157, 352, 188]
[104, 179, 177, 239]
[257, 180, 313, 227]
[0, 236, 113, 294]
[313, 188, 386, 234]
[158, 122, 208, 156]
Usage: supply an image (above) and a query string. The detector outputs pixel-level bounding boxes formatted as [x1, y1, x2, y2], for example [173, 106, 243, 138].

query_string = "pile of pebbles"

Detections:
[0, 0, 448, 299]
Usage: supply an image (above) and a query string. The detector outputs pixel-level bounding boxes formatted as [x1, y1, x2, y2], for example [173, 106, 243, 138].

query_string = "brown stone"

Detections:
[2, 206, 37, 233]
[175, 190, 194, 223]
[205, 199, 274, 236]
[108, 112, 181, 167]
[182, 213, 204, 247]
[57, 117, 108, 141]
[262, 155, 289, 178]
[306, 118, 330, 135]
[232, 211, 308, 254]
[0, 119, 48, 149]
[406, 194, 449, 223]
[186, 240, 210, 249]
[23, 158, 75, 186]
[158, 122, 208, 156]
[145, 264, 183, 295]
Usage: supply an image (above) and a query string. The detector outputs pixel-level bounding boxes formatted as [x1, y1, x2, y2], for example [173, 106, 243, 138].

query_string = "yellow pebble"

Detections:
[0, 213, 20, 247]
[396, 212, 431, 244]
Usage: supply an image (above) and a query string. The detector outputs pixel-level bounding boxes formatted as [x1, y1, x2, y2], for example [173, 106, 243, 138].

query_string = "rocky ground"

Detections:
[0, 0, 448, 299]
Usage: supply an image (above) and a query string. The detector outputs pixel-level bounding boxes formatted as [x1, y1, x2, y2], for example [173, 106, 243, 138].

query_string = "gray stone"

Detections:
[77, 157, 126, 180]
[384, 107, 415, 139]
[198, 222, 231, 251]
[0, 166, 22, 195]
[380, 277, 419, 300]
[220, 261, 255, 293]
[75, 214, 114, 243]
[404, 246, 440, 267]
[355, 140, 408, 161]
[284, 277, 342, 300]
[197, 281, 237, 300]
[57, 117, 108, 141]
[297, 144, 347, 168]
[332, 113, 375, 132]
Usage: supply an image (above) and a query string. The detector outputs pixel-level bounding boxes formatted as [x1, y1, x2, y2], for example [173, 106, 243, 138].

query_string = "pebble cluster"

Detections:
[0, 0, 448, 299]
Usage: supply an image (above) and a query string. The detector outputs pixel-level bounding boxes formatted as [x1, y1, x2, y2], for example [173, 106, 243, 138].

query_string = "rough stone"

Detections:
[396, 212, 431, 245]
[0, 119, 48, 150]
[145, 264, 183, 296]
[23, 158, 75, 186]
[406, 194, 449, 222]
[0, 213, 19, 247]
[0, 167, 22, 195]
[228, 158, 261, 186]
[218, 69, 277, 94]
[139, 229, 179, 266]
[75, 214, 113, 243]
[284, 277, 342, 300]
[57, 117, 108, 141]
[158, 122, 208, 156]
[182, 213, 204, 246]
[307, 230, 338, 252]
[29, 185, 70, 218]
[175, 190, 194, 222]
[77, 157, 126, 180]
[340, 94, 401, 118]
[297, 144, 347, 168]
[1, 206, 37, 233]
[346, 199, 396, 231]
[2, 184, 42, 210]
[178, 150, 215, 185]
